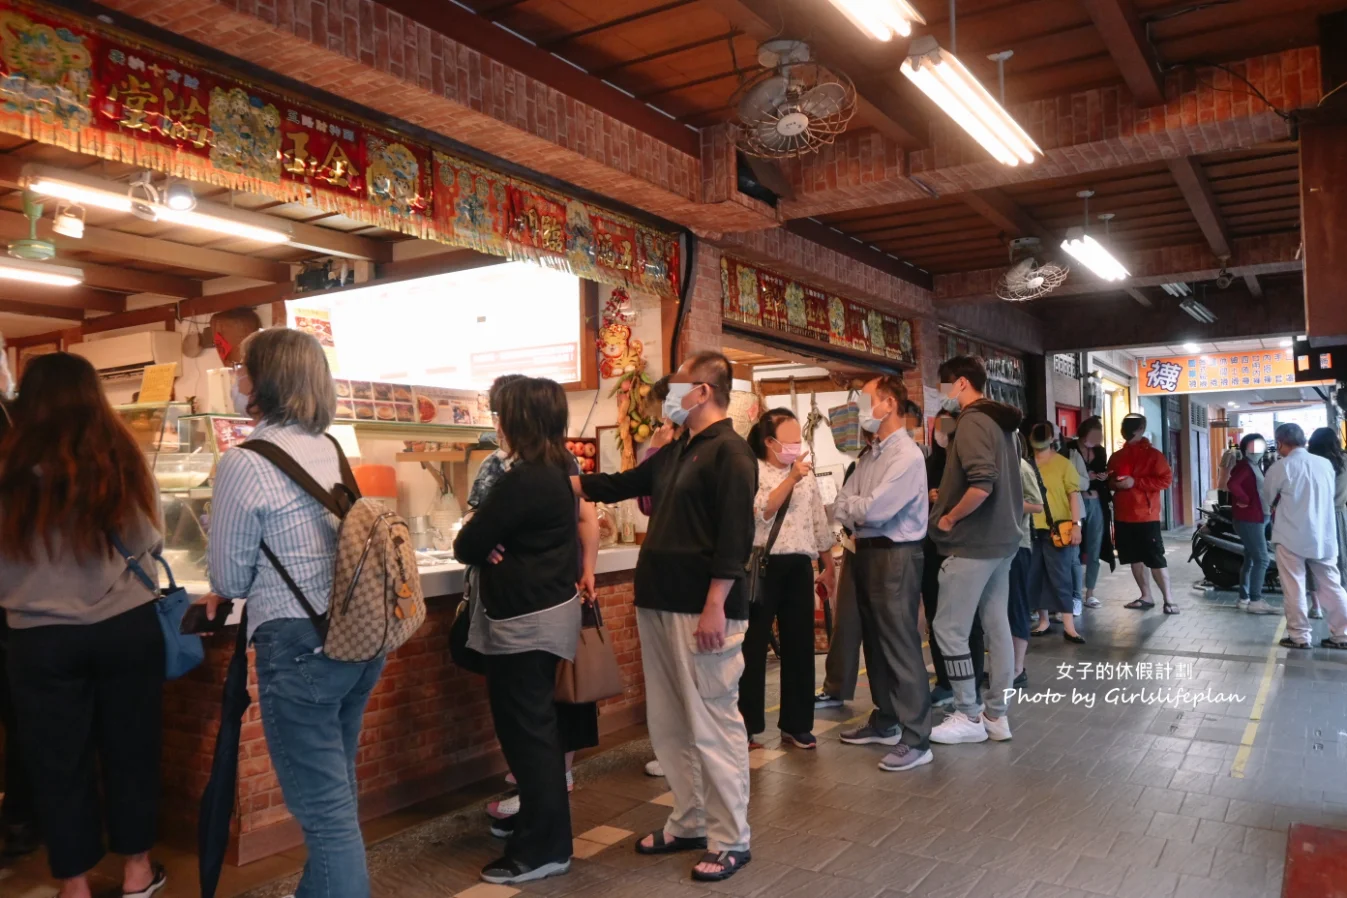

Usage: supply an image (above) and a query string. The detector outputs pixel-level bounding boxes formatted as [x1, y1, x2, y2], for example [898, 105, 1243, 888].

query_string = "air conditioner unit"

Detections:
[69, 331, 182, 380]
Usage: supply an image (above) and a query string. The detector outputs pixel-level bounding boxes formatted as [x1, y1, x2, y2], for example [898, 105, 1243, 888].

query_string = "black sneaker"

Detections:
[781, 731, 817, 749]
[814, 690, 844, 709]
[123, 865, 167, 898]
[490, 816, 516, 839]
[481, 856, 571, 885]
[2, 821, 39, 857]
[1013, 669, 1028, 688]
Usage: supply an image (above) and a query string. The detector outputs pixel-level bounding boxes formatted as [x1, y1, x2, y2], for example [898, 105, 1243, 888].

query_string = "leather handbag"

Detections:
[113, 533, 203, 680]
[745, 493, 791, 604]
[556, 600, 623, 704]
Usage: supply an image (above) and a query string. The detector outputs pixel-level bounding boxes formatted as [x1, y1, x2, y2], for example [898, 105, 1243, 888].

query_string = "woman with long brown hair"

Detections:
[0, 352, 167, 898]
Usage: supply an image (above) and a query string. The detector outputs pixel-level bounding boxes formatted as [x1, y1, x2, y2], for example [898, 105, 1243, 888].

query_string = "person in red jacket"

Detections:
[1107, 413, 1178, 613]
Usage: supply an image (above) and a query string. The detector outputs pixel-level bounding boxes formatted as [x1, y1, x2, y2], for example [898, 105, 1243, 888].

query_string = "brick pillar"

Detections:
[1300, 121, 1347, 338]
[676, 240, 724, 361]
[906, 316, 941, 410]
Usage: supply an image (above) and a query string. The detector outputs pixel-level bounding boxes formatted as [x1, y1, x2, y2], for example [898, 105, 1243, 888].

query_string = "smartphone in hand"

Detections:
[180, 600, 235, 634]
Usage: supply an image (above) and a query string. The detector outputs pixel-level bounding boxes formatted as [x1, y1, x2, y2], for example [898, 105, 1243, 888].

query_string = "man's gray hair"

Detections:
[244, 328, 335, 434]
[1275, 422, 1306, 448]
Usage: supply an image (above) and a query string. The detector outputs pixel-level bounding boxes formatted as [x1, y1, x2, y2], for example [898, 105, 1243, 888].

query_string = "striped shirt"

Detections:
[208, 421, 341, 639]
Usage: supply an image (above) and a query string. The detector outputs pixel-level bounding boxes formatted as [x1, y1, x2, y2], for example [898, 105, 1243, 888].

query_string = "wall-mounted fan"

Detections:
[995, 237, 1069, 302]
[731, 40, 856, 159]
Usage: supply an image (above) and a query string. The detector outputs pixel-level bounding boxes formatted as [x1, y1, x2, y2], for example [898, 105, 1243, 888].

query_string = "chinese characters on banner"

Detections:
[720, 256, 915, 365]
[1138, 351, 1333, 396]
[0, 0, 681, 298]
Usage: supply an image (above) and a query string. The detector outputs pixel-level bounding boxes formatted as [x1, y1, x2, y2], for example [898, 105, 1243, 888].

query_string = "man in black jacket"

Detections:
[577, 350, 757, 883]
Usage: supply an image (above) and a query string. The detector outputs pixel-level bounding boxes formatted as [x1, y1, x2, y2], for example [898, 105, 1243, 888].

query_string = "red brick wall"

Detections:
[679, 241, 725, 358]
[784, 48, 1321, 219]
[160, 570, 642, 862]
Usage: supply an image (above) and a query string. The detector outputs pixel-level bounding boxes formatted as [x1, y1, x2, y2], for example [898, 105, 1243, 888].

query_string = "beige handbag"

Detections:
[556, 601, 624, 704]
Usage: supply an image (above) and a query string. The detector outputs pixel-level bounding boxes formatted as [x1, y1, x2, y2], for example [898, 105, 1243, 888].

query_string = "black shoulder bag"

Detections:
[745, 492, 792, 604]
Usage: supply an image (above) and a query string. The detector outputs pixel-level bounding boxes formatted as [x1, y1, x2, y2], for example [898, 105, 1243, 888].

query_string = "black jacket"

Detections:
[580, 418, 757, 619]
[454, 459, 578, 620]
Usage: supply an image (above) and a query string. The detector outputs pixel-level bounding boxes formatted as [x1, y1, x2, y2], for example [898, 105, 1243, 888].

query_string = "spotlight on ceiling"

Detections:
[163, 180, 197, 212]
[51, 202, 85, 239]
[1280, 338, 1293, 347]
[1183, 342, 1202, 353]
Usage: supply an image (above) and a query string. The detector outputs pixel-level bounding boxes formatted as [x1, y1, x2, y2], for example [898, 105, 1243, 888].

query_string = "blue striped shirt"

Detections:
[208, 421, 341, 639]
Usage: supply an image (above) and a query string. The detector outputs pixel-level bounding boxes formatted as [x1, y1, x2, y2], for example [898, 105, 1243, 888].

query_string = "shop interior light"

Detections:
[51, 202, 85, 239]
[1183, 342, 1202, 353]
[826, 0, 925, 41]
[26, 169, 291, 244]
[1160, 282, 1190, 297]
[1061, 228, 1129, 281]
[163, 180, 197, 212]
[0, 255, 83, 287]
[1179, 298, 1217, 324]
[902, 36, 1041, 166]
[1280, 338, 1294, 347]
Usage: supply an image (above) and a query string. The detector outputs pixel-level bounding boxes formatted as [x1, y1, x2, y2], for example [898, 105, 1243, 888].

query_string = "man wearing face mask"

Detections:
[927, 356, 1024, 745]
[575, 351, 758, 883]
[832, 375, 932, 772]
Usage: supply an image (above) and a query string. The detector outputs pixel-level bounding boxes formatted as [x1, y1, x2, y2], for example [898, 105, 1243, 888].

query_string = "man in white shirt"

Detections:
[1262, 423, 1347, 649]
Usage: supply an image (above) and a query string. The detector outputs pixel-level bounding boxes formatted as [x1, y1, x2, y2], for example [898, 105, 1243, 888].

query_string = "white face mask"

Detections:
[231, 381, 252, 417]
[934, 428, 949, 449]
[663, 382, 697, 427]
[1245, 443, 1265, 460]
[857, 393, 888, 434]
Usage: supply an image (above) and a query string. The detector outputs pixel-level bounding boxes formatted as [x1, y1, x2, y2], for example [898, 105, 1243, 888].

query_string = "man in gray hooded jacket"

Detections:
[928, 356, 1025, 745]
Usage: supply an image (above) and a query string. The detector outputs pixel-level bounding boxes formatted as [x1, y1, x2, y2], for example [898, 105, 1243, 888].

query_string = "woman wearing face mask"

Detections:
[1061, 417, 1115, 610]
[1227, 432, 1276, 614]
[739, 408, 836, 749]
[1027, 422, 1086, 643]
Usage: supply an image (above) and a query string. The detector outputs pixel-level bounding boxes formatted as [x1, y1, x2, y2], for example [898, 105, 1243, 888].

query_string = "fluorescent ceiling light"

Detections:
[1160, 282, 1190, 297]
[1280, 338, 1293, 347]
[1179, 298, 1217, 324]
[1061, 229, 1128, 281]
[1183, 342, 1202, 353]
[26, 169, 291, 245]
[826, 0, 926, 40]
[1228, 401, 1237, 407]
[902, 36, 1041, 166]
[0, 256, 83, 287]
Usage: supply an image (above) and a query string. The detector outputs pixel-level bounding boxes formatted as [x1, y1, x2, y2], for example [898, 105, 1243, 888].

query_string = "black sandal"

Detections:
[691, 849, 752, 882]
[1279, 636, 1311, 650]
[1163, 603, 1180, 615]
[1124, 598, 1155, 610]
[1030, 626, 1053, 637]
[635, 830, 708, 855]
[1322, 637, 1347, 650]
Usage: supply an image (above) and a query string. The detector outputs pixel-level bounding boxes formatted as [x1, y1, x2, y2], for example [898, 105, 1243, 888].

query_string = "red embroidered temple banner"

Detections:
[0, 1, 680, 297]
[721, 256, 915, 365]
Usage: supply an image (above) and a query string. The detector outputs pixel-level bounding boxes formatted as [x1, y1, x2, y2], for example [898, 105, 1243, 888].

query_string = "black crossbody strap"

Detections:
[239, 439, 347, 517]
[765, 491, 792, 554]
[1029, 455, 1057, 531]
[257, 539, 329, 639]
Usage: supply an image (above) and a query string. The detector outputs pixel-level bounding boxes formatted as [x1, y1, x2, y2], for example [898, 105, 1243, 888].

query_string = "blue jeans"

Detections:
[1081, 496, 1104, 590]
[1234, 520, 1270, 602]
[254, 618, 385, 898]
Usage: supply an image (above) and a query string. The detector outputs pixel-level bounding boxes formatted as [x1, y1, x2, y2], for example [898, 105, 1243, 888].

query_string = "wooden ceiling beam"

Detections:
[538, 0, 698, 50]
[1, 284, 126, 313]
[1244, 273, 1264, 299]
[1124, 287, 1154, 308]
[702, 0, 928, 148]
[591, 31, 740, 77]
[1078, 0, 1166, 107]
[285, 220, 393, 262]
[0, 298, 84, 321]
[960, 189, 1056, 244]
[1167, 157, 1234, 259]
[782, 218, 933, 289]
[379, 0, 700, 156]
[65, 261, 201, 298]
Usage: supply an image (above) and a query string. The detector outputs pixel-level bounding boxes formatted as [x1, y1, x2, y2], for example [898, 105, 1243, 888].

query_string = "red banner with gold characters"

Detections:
[721, 256, 914, 365]
[0, 0, 681, 298]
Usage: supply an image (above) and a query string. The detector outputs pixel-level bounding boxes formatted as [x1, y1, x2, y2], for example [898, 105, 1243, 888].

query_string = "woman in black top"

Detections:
[454, 377, 580, 886]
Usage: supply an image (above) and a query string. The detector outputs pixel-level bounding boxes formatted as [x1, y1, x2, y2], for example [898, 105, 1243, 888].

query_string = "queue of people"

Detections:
[5, 328, 1347, 896]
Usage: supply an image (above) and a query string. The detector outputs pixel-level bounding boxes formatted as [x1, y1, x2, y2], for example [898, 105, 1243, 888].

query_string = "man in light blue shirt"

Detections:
[833, 375, 932, 772]
[1262, 423, 1347, 649]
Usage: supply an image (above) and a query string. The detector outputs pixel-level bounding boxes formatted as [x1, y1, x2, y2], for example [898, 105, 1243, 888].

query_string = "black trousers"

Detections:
[7, 602, 164, 878]
[922, 539, 985, 690]
[739, 554, 816, 736]
[485, 650, 572, 867]
[0, 617, 36, 828]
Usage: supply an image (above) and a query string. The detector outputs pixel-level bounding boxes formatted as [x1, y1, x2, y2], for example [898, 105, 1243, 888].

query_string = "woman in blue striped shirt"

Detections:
[208, 328, 383, 898]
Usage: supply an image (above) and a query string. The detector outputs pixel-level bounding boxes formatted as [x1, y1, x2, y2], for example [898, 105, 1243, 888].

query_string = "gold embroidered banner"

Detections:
[0, 0, 681, 297]
[721, 256, 914, 365]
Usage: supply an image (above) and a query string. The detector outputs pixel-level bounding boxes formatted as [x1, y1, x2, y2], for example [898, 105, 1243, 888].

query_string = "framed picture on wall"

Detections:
[595, 425, 624, 474]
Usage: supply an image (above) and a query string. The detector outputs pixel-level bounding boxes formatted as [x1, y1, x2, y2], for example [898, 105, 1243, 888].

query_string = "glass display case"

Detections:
[116, 403, 255, 586]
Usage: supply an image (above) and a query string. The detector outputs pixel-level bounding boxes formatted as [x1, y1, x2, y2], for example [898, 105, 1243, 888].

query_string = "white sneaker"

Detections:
[983, 714, 1012, 741]
[1246, 600, 1278, 615]
[930, 710, 990, 744]
[1310, 606, 1325, 619]
[644, 760, 664, 777]
[1237, 598, 1250, 609]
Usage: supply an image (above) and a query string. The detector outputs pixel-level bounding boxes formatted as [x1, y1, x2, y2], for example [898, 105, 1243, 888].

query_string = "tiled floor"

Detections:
[7, 534, 1347, 898]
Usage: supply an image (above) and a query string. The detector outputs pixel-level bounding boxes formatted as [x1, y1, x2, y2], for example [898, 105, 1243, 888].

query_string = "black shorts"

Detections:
[1115, 520, 1167, 568]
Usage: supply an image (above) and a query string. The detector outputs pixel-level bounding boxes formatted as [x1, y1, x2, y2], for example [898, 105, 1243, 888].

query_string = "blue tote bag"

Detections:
[112, 534, 205, 679]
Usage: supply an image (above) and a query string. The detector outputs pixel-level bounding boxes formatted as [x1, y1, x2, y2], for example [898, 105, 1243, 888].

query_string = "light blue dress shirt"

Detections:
[1263, 447, 1339, 561]
[208, 421, 342, 639]
[832, 429, 929, 543]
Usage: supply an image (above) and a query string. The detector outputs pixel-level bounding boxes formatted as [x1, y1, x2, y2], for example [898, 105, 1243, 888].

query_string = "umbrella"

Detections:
[198, 611, 250, 898]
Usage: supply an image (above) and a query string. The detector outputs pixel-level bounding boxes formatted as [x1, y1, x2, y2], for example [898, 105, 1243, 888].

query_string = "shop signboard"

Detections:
[721, 256, 915, 366]
[1137, 350, 1332, 396]
[0, 0, 681, 298]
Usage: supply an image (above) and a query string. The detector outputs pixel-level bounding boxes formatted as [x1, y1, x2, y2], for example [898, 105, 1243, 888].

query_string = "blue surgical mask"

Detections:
[857, 394, 886, 434]
[663, 382, 695, 427]
[231, 381, 251, 417]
